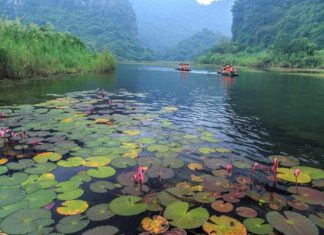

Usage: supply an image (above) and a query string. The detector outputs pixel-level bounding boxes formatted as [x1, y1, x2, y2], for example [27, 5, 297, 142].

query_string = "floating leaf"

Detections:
[287, 186, 324, 205]
[198, 147, 215, 155]
[287, 200, 309, 211]
[0, 188, 26, 207]
[203, 215, 247, 235]
[193, 192, 215, 204]
[162, 158, 184, 169]
[0, 166, 8, 175]
[269, 155, 299, 167]
[7, 159, 35, 170]
[89, 181, 115, 193]
[0, 201, 29, 219]
[110, 157, 137, 168]
[57, 189, 84, 200]
[24, 162, 57, 174]
[277, 168, 311, 183]
[82, 157, 111, 167]
[26, 189, 56, 208]
[147, 166, 175, 180]
[123, 130, 140, 136]
[188, 163, 203, 170]
[292, 166, 324, 180]
[56, 215, 89, 234]
[233, 161, 252, 169]
[122, 184, 149, 196]
[309, 213, 324, 229]
[0, 172, 28, 186]
[138, 137, 156, 144]
[164, 202, 209, 229]
[87, 166, 116, 178]
[138, 157, 161, 167]
[157, 191, 182, 207]
[0, 159, 8, 165]
[243, 218, 273, 235]
[33, 152, 62, 163]
[312, 179, 324, 187]
[0, 209, 52, 234]
[82, 225, 119, 235]
[142, 216, 169, 235]
[57, 157, 84, 168]
[215, 147, 232, 153]
[147, 144, 169, 153]
[236, 207, 257, 218]
[191, 174, 204, 182]
[86, 203, 114, 221]
[109, 196, 147, 216]
[143, 195, 162, 212]
[55, 181, 81, 192]
[57, 200, 89, 215]
[266, 211, 319, 235]
[203, 158, 224, 170]
[117, 171, 148, 186]
[211, 200, 233, 213]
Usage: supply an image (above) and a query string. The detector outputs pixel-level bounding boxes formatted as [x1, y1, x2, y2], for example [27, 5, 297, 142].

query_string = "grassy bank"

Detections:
[0, 19, 116, 79]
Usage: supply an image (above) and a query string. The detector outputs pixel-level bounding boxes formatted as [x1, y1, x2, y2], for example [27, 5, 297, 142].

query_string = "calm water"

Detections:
[1, 63, 323, 165]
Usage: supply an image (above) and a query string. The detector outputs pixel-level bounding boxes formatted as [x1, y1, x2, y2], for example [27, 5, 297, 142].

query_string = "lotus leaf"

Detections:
[111, 157, 137, 168]
[82, 157, 111, 167]
[87, 166, 116, 178]
[269, 155, 299, 167]
[193, 192, 215, 204]
[142, 215, 169, 235]
[147, 144, 169, 153]
[0, 188, 26, 207]
[0, 201, 29, 219]
[55, 181, 81, 192]
[0, 166, 8, 175]
[309, 213, 324, 229]
[24, 162, 57, 175]
[86, 203, 114, 221]
[26, 189, 56, 208]
[198, 147, 215, 155]
[109, 196, 147, 216]
[277, 168, 311, 183]
[82, 225, 119, 235]
[57, 157, 85, 168]
[243, 218, 273, 235]
[147, 166, 175, 179]
[203, 215, 247, 235]
[56, 215, 89, 234]
[7, 159, 35, 171]
[57, 189, 84, 200]
[287, 186, 324, 205]
[0, 209, 52, 234]
[89, 181, 115, 193]
[266, 211, 318, 235]
[187, 163, 204, 170]
[33, 152, 62, 163]
[236, 207, 257, 218]
[164, 202, 209, 229]
[162, 158, 184, 169]
[57, 200, 89, 215]
[292, 166, 324, 180]
[0, 172, 28, 186]
[211, 200, 233, 213]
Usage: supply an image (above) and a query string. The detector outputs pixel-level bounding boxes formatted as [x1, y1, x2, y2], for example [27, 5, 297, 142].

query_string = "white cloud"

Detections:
[196, 0, 221, 5]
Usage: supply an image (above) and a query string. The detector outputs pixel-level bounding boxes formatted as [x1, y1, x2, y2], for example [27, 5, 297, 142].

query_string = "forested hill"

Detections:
[130, 0, 234, 55]
[232, 0, 324, 49]
[0, 0, 154, 60]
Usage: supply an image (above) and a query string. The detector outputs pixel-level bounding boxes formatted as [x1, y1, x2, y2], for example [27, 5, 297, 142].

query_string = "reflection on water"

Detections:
[0, 64, 324, 164]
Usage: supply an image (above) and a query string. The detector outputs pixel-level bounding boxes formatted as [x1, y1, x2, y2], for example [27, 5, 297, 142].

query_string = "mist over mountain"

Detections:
[130, 0, 234, 55]
[0, 0, 155, 60]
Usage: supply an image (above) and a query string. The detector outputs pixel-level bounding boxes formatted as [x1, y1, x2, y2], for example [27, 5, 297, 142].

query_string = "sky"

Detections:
[196, 0, 220, 5]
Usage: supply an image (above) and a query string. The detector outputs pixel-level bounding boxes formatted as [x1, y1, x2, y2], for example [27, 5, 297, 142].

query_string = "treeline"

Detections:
[0, 19, 116, 79]
[196, 0, 324, 68]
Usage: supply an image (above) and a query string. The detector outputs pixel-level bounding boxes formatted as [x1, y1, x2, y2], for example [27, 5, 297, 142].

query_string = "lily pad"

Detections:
[211, 200, 233, 213]
[82, 157, 111, 167]
[0, 208, 53, 235]
[243, 218, 273, 235]
[26, 189, 56, 208]
[236, 207, 257, 218]
[309, 213, 324, 229]
[0, 166, 8, 175]
[57, 189, 84, 200]
[162, 158, 184, 169]
[193, 192, 215, 204]
[147, 166, 175, 180]
[33, 152, 62, 163]
[215, 147, 232, 153]
[266, 211, 319, 235]
[89, 181, 115, 193]
[0, 172, 28, 186]
[55, 181, 81, 193]
[57, 200, 89, 215]
[56, 215, 89, 234]
[82, 225, 119, 235]
[57, 157, 85, 168]
[142, 215, 169, 235]
[24, 162, 57, 175]
[122, 184, 149, 196]
[287, 186, 324, 205]
[87, 166, 116, 178]
[7, 159, 35, 170]
[0, 200, 29, 219]
[164, 202, 209, 229]
[147, 144, 169, 153]
[86, 203, 114, 221]
[292, 166, 324, 180]
[187, 163, 204, 170]
[269, 155, 300, 167]
[117, 171, 148, 186]
[198, 147, 215, 155]
[277, 168, 311, 183]
[110, 157, 137, 168]
[109, 196, 147, 216]
[138, 137, 156, 144]
[0, 188, 26, 207]
[203, 215, 247, 235]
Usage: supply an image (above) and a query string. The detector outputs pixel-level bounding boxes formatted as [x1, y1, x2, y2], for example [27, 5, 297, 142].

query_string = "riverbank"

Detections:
[0, 19, 116, 80]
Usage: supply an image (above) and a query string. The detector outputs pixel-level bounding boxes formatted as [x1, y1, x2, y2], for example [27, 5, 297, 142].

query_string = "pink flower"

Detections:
[11, 131, 16, 138]
[0, 113, 4, 119]
[226, 164, 232, 174]
[133, 166, 145, 185]
[0, 128, 8, 138]
[272, 158, 279, 174]
[252, 163, 259, 174]
[294, 169, 301, 177]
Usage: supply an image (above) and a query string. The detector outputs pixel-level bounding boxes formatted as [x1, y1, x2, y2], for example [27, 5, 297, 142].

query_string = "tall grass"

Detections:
[0, 18, 116, 79]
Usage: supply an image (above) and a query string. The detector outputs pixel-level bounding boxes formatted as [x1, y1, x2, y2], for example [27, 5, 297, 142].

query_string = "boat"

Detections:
[217, 65, 239, 77]
[175, 63, 191, 72]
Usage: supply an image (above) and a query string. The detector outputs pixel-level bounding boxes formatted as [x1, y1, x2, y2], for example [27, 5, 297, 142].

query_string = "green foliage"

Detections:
[0, 18, 116, 79]
[0, 0, 155, 60]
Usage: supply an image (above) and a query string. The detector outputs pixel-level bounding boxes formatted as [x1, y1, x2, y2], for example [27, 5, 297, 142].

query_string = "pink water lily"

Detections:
[0, 113, 4, 119]
[252, 163, 259, 174]
[19, 131, 27, 141]
[271, 158, 279, 183]
[226, 163, 232, 174]
[0, 128, 8, 138]
[11, 131, 16, 138]
[294, 168, 301, 193]
[133, 166, 145, 185]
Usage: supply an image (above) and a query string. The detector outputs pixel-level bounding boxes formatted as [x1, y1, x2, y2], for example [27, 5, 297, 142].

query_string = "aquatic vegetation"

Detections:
[0, 89, 322, 234]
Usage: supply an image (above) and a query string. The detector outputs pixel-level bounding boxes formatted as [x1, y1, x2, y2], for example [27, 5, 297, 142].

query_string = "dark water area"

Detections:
[1, 64, 323, 165]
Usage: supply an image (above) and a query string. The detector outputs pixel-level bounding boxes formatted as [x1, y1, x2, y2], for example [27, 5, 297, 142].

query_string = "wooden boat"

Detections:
[217, 71, 239, 77]
[176, 63, 191, 72]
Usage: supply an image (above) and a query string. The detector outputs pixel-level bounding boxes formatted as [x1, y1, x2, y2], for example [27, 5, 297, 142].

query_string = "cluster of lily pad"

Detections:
[0, 89, 323, 235]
